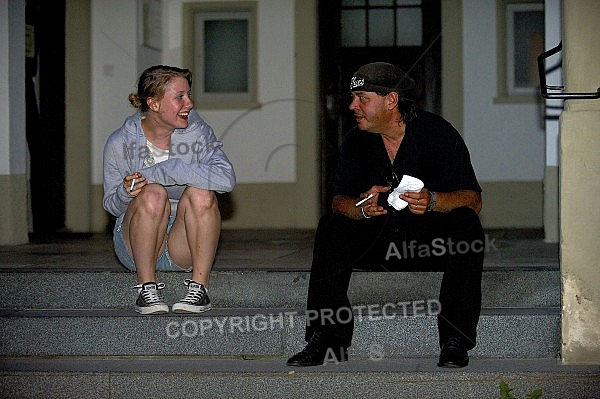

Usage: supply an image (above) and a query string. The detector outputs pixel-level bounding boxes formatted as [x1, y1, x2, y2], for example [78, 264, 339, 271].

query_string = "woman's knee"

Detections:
[133, 184, 170, 217]
[179, 187, 218, 211]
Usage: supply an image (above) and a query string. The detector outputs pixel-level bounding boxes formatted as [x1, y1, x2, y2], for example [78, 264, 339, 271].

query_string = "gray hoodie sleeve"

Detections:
[142, 116, 236, 193]
[102, 132, 135, 217]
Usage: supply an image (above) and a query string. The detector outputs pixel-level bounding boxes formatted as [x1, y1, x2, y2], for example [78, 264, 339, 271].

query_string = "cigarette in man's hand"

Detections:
[355, 193, 374, 207]
[130, 179, 136, 191]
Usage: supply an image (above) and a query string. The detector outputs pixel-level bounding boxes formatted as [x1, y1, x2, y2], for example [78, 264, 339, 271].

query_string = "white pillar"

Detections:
[560, 0, 600, 364]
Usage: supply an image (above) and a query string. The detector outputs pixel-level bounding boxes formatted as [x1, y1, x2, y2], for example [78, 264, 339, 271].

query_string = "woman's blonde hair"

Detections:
[128, 65, 193, 112]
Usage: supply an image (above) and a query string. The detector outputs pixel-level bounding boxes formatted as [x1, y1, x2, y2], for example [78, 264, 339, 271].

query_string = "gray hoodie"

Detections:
[103, 109, 235, 217]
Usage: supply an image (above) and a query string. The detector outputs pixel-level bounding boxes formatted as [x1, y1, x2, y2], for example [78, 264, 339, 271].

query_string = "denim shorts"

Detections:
[113, 214, 191, 272]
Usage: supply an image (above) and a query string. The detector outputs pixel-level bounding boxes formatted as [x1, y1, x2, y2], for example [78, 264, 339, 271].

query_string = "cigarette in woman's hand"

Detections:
[130, 179, 136, 191]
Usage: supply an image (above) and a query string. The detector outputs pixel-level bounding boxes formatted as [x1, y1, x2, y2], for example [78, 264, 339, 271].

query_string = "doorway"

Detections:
[26, 0, 66, 239]
[318, 0, 441, 213]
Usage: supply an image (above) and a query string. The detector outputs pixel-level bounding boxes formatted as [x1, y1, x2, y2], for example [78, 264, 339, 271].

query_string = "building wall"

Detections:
[461, 0, 546, 229]
[65, 0, 92, 232]
[83, 0, 320, 232]
[1, 0, 554, 241]
[0, 0, 29, 245]
[542, 0, 563, 243]
[41, 0, 553, 236]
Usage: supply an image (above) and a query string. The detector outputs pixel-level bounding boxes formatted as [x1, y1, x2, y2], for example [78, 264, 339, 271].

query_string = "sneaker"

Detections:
[133, 282, 169, 315]
[172, 279, 211, 313]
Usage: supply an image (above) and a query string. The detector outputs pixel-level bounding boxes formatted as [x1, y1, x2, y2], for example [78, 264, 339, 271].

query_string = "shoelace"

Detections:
[133, 282, 165, 304]
[180, 279, 205, 304]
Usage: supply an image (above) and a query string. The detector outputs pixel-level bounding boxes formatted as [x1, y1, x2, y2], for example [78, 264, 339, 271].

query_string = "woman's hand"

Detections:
[124, 172, 147, 197]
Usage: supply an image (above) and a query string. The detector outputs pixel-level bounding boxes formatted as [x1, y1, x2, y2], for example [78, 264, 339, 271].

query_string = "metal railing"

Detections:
[538, 41, 600, 100]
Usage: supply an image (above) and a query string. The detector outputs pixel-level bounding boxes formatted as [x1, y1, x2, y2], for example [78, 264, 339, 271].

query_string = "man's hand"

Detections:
[333, 185, 389, 219]
[357, 185, 390, 219]
[400, 188, 431, 215]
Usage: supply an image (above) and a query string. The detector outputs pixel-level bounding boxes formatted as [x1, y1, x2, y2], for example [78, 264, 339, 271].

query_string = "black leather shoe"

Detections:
[437, 337, 469, 368]
[286, 331, 348, 367]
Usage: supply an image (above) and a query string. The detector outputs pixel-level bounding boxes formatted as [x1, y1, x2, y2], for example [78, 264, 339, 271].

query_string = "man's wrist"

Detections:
[360, 206, 371, 219]
[427, 191, 437, 211]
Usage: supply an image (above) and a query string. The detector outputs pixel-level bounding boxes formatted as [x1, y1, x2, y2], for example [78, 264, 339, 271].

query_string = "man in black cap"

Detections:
[287, 62, 484, 368]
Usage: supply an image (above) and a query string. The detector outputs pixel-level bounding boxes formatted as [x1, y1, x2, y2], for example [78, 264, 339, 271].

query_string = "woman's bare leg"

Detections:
[122, 184, 171, 283]
[167, 187, 221, 286]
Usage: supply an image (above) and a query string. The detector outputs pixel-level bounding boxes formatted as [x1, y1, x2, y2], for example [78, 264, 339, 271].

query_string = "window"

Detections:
[183, 2, 257, 108]
[142, 0, 162, 50]
[340, 0, 423, 47]
[497, 0, 544, 100]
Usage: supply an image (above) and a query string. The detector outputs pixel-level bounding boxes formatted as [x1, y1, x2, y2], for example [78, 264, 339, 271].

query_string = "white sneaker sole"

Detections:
[171, 303, 212, 314]
[135, 304, 169, 315]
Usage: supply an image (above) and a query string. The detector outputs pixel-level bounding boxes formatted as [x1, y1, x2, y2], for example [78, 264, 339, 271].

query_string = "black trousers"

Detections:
[305, 207, 484, 350]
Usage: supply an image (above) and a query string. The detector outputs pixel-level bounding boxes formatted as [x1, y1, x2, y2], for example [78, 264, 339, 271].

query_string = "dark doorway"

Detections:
[26, 0, 66, 239]
[318, 0, 441, 213]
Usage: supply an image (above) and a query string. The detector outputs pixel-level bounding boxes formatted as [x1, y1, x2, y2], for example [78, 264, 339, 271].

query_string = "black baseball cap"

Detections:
[349, 62, 416, 95]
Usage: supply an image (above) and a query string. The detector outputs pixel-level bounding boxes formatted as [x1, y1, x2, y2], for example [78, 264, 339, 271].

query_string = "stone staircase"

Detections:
[0, 231, 598, 398]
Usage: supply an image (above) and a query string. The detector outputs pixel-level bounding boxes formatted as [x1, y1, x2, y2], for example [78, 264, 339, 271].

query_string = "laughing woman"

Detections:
[102, 65, 235, 315]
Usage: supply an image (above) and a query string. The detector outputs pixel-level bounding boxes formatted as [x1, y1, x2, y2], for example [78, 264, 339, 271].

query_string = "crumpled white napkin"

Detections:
[387, 175, 424, 210]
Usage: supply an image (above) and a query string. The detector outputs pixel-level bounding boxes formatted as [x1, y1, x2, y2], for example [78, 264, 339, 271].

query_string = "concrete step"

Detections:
[0, 236, 562, 363]
[0, 234, 584, 398]
[0, 268, 559, 309]
[0, 307, 560, 359]
[0, 265, 561, 360]
[0, 357, 598, 399]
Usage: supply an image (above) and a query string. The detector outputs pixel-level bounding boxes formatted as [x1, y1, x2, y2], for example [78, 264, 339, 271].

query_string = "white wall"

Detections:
[0, 0, 29, 244]
[0, 0, 27, 176]
[92, 0, 548, 193]
[0, 0, 10, 175]
[544, 0, 563, 168]
[90, 0, 297, 185]
[165, 0, 296, 184]
[90, 0, 138, 185]
[462, 1, 545, 182]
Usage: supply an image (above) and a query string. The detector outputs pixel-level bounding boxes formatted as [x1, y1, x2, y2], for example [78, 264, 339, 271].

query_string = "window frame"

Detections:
[340, 0, 424, 48]
[496, 0, 544, 103]
[183, 2, 258, 109]
[141, 0, 163, 51]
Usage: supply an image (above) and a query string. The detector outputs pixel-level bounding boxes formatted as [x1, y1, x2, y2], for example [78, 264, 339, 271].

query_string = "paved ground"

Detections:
[0, 229, 558, 272]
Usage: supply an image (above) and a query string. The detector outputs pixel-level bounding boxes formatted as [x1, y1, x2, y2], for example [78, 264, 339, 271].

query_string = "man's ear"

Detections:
[386, 91, 399, 110]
